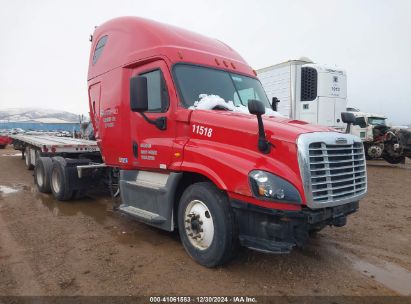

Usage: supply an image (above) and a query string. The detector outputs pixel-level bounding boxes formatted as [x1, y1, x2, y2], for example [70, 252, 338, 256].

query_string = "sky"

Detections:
[0, 0, 410, 124]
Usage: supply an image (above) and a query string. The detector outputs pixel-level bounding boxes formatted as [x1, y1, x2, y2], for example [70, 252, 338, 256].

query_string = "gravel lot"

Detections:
[0, 146, 410, 296]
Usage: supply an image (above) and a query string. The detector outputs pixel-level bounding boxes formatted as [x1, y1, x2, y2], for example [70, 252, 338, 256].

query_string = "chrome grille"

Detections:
[309, 142, 366, 202]
[297, 132, 367, 209]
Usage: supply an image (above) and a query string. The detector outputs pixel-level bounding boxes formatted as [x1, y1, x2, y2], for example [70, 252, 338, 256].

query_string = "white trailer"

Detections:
[257, 59, 347, 130]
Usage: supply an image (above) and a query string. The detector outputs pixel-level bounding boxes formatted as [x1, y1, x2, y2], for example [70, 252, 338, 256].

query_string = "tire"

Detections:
[382, 154, 405, 164]
[25, 146, 34, 170]
[50, 158, 74, 201]
[34, 157, 53, 193]
[72, 189, 87, 200]
[0, 145, 5, 149]
[365, 151, 372, 160]
[177, 182, 238, 267]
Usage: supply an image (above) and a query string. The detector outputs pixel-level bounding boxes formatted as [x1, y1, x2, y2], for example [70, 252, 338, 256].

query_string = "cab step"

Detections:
[118, 204, 166, 224]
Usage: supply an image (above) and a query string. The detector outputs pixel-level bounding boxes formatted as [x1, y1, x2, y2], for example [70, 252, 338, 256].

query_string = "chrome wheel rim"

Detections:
[184, 200, 214, 250]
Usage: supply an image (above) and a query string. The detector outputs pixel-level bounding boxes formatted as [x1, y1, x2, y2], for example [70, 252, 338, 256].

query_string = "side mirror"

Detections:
[341, 112, 356, 124]
[248, 99, 266, 115]
[341, 112, 356, 134]
[248, 99, 270, 154]
[130, 76, 148, 112]
[271, 97, 280, 111]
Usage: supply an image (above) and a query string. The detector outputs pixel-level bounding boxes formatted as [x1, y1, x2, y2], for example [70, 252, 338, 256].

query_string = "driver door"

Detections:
[129, 60, 176, 170]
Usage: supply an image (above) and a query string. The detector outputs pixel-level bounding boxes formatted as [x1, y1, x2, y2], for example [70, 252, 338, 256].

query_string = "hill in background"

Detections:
[0, 108, 81, 123]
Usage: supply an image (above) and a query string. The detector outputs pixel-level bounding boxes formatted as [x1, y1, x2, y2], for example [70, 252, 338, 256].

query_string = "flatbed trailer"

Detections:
[10, 133, 109, 201]
[10, 134, 100, 169]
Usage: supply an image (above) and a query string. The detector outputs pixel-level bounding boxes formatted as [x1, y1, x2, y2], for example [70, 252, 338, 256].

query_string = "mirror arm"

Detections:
[345, 122, 352, 134]
[139, 113, 167, 130]
[256, 114, 271, 154]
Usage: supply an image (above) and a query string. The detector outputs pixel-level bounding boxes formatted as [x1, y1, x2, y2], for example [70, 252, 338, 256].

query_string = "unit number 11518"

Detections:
[192, 124, 213, 138]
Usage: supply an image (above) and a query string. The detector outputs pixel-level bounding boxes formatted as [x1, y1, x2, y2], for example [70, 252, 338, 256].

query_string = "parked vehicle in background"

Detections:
[257, 58, 347, 130]
[11, 17, 367, 267]
[0, 133, 12, 149]
[346, 107, 360, 113]
[11, 128, 25, 134]
[347, 109, 411, 164]
[348, 110, 387, 143]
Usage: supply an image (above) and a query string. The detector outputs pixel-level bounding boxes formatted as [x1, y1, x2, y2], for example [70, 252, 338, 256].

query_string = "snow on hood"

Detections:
[189, 94, 284, 117]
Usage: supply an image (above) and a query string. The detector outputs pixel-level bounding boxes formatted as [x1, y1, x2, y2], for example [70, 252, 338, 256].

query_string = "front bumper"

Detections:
[231, 200, 359, 253]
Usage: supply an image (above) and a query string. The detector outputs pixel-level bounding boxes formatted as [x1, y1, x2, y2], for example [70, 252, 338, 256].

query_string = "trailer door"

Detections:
[317, 70, 347, 128]
[317, 97, 336, 126]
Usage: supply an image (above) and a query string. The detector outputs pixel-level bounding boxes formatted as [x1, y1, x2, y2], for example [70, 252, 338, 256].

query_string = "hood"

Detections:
[190, 109, 335, 145]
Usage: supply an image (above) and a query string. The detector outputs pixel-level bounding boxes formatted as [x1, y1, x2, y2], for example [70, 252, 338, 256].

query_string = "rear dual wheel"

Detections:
[178, 182, 238, 267]
[50, 158, 74, 201]
[34, 157, 53, 193]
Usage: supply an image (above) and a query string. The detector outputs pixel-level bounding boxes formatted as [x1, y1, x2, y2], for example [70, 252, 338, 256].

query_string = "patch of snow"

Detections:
[32, 118, 73, 124]
[0, 107, 80, 123]
[0, 185, 19, 194]
[189, 94, 284, 117]
[190, 94, 235, 111]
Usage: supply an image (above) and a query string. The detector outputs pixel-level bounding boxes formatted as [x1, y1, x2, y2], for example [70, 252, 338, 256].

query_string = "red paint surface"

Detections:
[0, 135, 12, 146]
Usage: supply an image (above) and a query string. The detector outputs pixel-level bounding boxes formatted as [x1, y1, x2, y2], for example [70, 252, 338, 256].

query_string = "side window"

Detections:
[140, 69, 169, 112]
[355, 117, 367, 128]
[233, 88, 258, 106]
[93, 35, 108, 65]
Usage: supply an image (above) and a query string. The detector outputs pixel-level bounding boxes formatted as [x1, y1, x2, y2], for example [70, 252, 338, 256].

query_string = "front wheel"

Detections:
[382, 153, 405, 164]
[177, 182, 238, 267]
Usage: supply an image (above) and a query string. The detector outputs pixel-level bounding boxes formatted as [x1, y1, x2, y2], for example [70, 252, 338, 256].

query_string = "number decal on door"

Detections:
[192, 124, 213, 138]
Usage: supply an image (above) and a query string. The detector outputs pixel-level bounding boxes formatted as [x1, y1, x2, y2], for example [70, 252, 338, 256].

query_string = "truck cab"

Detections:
[87, 17, 366, 267]
[348, 110, 387, 142]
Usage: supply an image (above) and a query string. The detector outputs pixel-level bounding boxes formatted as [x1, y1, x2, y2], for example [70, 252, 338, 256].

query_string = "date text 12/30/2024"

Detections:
[149, 296, 257, 303]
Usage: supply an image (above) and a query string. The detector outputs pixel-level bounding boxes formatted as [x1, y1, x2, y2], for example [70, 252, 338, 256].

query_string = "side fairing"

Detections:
[88, 68, 132, 167]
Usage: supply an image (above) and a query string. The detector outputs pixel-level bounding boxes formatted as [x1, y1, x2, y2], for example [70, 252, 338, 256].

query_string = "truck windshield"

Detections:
[368, 117, 386, 126]
[173, 64, 270, 109]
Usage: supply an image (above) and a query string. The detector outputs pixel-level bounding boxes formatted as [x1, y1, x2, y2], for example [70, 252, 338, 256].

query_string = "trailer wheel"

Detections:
[50, 159, 73, 201]
[34, 157, 53, 193]
[25, 146, 34, 170]
[177, 182, 238, 267]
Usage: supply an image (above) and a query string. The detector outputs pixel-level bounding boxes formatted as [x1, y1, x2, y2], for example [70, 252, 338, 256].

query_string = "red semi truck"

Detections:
[28, 17, 366, 267]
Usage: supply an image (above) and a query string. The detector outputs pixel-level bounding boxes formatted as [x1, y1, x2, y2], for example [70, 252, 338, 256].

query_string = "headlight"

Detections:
[249, 170, 302, 203]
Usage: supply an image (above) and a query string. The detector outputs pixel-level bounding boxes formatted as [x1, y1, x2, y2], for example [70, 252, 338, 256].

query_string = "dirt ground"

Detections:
[0, 146, 410, 297]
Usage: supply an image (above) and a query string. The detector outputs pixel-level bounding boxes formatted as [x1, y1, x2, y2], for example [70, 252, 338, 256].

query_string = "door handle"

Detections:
[133, 141, 138, 158]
